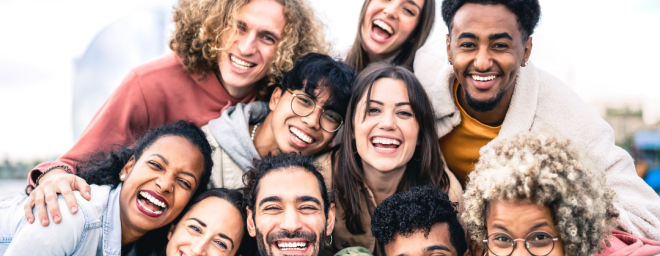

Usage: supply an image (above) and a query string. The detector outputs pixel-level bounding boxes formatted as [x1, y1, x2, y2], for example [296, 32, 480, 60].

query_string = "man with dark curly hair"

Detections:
[371, 185, 467, 256]
[417, 0, 660, 241]
[243, 153, 336, 256]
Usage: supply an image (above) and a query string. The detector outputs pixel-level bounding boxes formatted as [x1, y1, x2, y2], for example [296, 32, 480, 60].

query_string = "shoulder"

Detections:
[131, 53, 186, 76]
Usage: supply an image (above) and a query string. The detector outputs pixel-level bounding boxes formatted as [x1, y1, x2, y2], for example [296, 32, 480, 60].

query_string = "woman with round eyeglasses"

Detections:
[461, 133, 619, 256]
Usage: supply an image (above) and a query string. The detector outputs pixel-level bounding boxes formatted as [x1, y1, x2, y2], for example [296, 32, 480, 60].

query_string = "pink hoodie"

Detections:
[597, 230, 660, 256]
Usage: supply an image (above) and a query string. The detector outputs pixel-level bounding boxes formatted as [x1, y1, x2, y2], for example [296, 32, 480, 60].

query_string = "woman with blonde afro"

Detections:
[24, 0, 328, 228]
[462, 133, 619, 256]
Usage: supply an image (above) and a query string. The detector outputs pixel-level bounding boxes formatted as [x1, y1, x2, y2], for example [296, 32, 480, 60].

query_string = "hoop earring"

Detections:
[326, 235, 333, 245]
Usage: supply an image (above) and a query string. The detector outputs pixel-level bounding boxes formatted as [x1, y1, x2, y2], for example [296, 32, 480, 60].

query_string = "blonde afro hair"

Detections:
[461, 133, 618, 256]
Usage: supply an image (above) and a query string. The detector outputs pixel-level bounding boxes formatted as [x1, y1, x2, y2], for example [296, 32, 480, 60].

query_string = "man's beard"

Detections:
[463, 84, 507, 112]
[256, 227, 326, 256]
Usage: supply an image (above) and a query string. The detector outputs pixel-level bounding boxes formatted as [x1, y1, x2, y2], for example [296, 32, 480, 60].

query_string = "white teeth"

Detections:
[290, 127, 313, 144]
[138, 197, 164, 214]
[373, 20, 394, 34]
[277, 241, 308, 250]
[230, 55, 255, 70]
[371, 137, 401, 145]
[139, 191, 166, 209]
[471, 75, 497, 82]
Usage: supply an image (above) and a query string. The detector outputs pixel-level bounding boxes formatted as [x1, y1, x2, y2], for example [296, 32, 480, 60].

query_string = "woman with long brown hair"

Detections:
[316, 63, 462, 255]
[344, 0, 435, 72]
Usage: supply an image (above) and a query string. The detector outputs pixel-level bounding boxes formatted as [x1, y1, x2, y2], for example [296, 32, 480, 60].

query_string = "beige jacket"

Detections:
[315, 153, 464, 256]
[414, 59, 660, 241]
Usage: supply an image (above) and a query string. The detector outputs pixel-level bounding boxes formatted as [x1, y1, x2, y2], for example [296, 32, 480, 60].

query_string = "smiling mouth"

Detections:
[372, 137, 401, 151]
[471, 75, 498, 82]
[230, 54, 256, 70]
[372, 20, 393, 40]
[275, 241, 309, 251]
[137, 191, 167, 215]
[290, 126, 314, 144]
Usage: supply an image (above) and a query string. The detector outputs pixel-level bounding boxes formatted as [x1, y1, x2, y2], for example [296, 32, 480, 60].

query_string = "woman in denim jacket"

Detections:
[0, 121, 213, 256]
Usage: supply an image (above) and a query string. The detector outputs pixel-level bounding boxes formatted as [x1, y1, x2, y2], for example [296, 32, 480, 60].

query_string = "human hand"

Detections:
[24, 169, 91, 226]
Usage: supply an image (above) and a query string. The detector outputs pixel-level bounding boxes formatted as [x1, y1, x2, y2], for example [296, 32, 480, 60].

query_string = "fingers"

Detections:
[45, 189, 62, 224]
[60, 186, 79, 215]
[23, 193, 36, 224]
[73, 177, 91, 201]
[33, 188, 50, 226]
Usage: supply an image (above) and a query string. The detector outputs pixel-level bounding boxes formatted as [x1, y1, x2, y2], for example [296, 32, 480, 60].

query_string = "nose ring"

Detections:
[170, 187, 174, 193]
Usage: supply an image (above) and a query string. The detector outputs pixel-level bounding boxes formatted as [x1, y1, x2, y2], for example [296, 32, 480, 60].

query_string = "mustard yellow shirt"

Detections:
[439, 80, 501, 185]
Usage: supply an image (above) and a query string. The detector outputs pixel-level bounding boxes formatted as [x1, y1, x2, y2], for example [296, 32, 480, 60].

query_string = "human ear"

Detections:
[269, 87, 283, 111]
[446, 34, 452, 64]
[326, 203, 336, 236]
[119, 156, 136, 181]
[246, 207, 257, 237]
[167, 224, 175, 240]
[522, 37, 533, 66]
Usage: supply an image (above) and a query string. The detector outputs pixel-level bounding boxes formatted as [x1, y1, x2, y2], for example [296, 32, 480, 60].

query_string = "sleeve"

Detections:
[3, 194, 100, 256]
[601, 143, 660, 241]
[27, 70, 150, 186]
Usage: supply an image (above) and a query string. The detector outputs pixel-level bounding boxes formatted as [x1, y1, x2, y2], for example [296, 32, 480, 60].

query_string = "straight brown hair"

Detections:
[345, 0, 436, 72]
[332, 63, 449, 234]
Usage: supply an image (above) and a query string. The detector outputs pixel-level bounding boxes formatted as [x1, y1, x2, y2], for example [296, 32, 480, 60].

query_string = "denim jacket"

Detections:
[0, 184, 122, 256]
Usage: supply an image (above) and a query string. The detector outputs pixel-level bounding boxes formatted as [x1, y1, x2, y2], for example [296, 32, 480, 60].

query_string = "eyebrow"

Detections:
[152, 154, 169, 165]
[238, 20, 281, 41]
[188, 218, 235, 249]
[458, 32, 477, 40]
[259, 196, 282, 207]
[406, 0, 421, 10]
[489, 32, 513, 41]
[296, 196, 322, 206]
[426, 245, 452, 252]
[369, 100, 410, 107]
[530, 222, 549, 231]
[493, 224, 510, 233]
[179, 171, 198, 185]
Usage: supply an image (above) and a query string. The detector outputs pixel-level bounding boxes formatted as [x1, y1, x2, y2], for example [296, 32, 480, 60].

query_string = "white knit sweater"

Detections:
[414, 57, 660, 241]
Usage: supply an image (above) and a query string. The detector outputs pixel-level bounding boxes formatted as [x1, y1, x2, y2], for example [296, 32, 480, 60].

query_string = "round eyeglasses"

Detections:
[286, 90, 343, 133]
[483, 231, 559, 256]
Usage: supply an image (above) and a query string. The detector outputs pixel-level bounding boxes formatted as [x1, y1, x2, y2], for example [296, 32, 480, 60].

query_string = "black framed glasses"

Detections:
[483, 231, 559, 256]
[286, 90, 343, 132]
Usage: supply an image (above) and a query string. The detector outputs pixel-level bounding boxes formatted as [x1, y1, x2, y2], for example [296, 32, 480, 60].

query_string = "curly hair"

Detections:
[461, 133, 619, 256]
[243, 153, 332, 217]
[371, 185, 467, 256]
[170, 0, 328, 96]
[441, 0, 541, 41]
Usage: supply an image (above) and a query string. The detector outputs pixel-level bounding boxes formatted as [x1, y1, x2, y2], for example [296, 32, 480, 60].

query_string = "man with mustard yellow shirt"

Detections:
[415, 0, 660, 241]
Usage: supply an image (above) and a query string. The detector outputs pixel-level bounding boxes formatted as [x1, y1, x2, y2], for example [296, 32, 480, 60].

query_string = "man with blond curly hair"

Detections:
[23, 0, 330, 227]
[462, 133, 619, 256]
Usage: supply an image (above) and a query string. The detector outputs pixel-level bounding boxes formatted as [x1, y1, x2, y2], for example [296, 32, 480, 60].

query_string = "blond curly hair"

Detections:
[462, 133, 619, 256]
[169, 0, 328, 97]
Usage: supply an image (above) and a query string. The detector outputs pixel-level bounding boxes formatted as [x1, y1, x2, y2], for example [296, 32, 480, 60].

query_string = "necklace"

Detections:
[251, 123, 261, 141]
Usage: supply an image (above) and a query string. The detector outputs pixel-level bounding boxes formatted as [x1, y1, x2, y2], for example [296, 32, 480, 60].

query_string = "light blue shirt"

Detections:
[0, 184, 122, 256]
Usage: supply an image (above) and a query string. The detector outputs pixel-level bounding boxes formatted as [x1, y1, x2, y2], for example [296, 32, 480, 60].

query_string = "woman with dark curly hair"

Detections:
[316, 63, 463, 256]
[344, 0, 435, 72]
[462, 133, 619, 256]
[24, 0, 328, 227]
[0, 121, 214, 255]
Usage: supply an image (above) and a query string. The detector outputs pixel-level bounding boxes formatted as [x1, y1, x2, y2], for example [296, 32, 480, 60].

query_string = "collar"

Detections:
[420, 62, 540, 145]
[102, 183, 123, 256]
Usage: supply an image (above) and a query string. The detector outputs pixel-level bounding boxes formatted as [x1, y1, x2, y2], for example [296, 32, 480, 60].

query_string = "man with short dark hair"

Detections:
[414, 0, 660, 240]
[244, 153, 335, 256]
[371, 185, 467, 256]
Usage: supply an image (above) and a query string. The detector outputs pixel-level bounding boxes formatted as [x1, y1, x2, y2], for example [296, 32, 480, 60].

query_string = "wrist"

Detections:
[36, 166, 72, 186]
